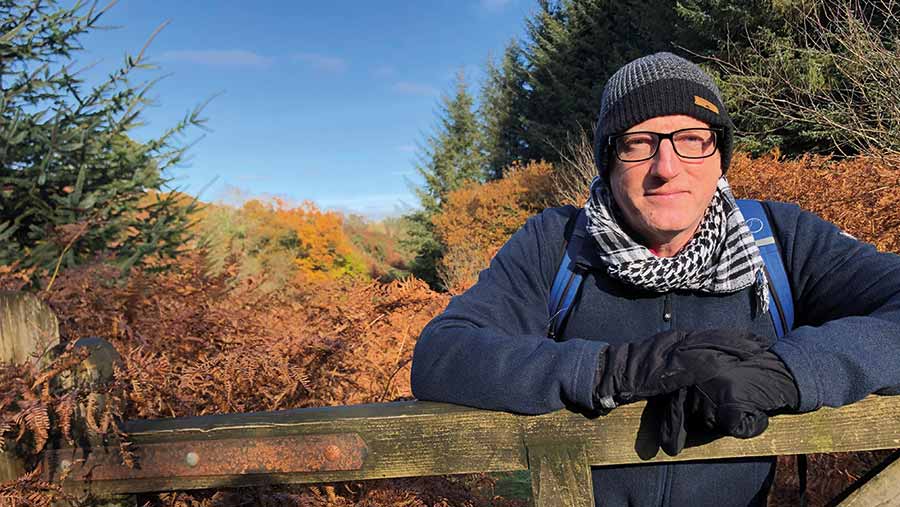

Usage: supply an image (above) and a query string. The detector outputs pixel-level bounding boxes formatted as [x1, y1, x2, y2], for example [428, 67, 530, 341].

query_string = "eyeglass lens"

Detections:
[614, 129, 717, 161]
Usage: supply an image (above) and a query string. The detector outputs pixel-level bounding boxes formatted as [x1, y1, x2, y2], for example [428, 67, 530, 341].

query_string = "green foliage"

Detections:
[408, 71, 486, 289]
[0, 0, 205, 284]
[480, 42, 529, 180]
[342, 213, 413, 282]
[413, 72, 487, 215]
[197, 202, 298, 294]
[399, 209, 443, 290]
[676, 0, 900, 158]
[479, 0, 687, 173]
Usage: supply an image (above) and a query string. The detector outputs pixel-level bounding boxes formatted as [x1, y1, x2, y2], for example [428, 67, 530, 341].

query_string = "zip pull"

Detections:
[663, 294, 672, 322]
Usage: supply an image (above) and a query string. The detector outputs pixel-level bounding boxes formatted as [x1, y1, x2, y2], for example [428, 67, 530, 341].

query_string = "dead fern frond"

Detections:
[84, 393, 100, 435]
[30, 349, 87, 392]
[54, 396, 76, 445]
[0, 465, 65, 507]
[13, 404, 50, 453]
[0, 420, 12, 453]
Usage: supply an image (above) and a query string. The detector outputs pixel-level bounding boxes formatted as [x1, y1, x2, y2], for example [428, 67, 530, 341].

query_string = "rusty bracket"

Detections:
[44, 433, 367, 483]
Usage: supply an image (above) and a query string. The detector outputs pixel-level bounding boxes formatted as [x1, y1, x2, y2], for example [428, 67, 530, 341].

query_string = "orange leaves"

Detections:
[433, 161, 555, 293]
[728, 153, 900, 253]
[13, 403, 49, 453]
[0, 466, 65, 507]
[198, 198, 367, 291]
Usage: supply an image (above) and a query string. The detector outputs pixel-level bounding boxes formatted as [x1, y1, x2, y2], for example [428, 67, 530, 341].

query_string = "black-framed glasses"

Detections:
[609, 128, 721, 162]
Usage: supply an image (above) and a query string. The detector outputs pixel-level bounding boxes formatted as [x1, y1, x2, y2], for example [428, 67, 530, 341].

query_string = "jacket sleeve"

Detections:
[410, 207, 607, 415]
[767, 202, 900, 412]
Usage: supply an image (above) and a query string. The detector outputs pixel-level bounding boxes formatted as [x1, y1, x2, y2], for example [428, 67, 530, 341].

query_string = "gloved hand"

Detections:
[592, 329, 773, 409]
[658, 349, 800, 456]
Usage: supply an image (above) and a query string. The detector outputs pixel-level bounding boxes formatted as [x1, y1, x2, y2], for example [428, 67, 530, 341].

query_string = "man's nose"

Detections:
[650, 138, 681, 180]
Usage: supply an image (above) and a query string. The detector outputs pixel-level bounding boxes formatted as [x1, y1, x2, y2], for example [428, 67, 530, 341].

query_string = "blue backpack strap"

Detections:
[736, 199, 795, 338]
[548, 209, 587, 339]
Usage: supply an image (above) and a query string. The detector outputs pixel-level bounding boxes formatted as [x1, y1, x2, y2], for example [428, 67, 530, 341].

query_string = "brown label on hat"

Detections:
[694, 95, 719, 114]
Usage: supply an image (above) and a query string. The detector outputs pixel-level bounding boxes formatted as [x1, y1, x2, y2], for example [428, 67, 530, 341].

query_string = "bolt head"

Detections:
[324, 445, 341, 461]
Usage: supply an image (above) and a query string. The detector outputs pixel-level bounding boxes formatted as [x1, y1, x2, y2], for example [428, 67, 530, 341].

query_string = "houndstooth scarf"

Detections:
[583, 176, 769, 314]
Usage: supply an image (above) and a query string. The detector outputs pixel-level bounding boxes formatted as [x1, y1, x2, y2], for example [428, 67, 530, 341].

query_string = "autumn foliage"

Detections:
[728, 152, 900, 253]
[432, 161, 555, 293]
[2, 153, 900, 506]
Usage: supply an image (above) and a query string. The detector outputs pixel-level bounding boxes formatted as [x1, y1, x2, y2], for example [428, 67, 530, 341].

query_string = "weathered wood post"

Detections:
[0, 291, 60, 367]
[528, 443, 594, 507]
[0, 291, 60, 483]
[838, 451, 900, 506]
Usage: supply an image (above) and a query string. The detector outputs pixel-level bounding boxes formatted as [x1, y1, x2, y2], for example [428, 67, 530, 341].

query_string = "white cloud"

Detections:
[158, 50, 272, 68]
[391, 81, 439, 97]
[292, 53, 348, 73]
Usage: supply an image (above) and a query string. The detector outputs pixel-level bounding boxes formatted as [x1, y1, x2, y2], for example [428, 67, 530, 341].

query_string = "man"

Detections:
[410, 52, 900, 506]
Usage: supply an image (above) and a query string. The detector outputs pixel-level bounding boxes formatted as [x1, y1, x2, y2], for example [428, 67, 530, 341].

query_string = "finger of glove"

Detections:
[716, 403, 769, 438]
[675, 330, 773, 365]
[679, 329, 774, 352]
[607, 330, 770, 400]
[655, 331, 774, 390]
[658, 387, 689, 457]
[686, 384, 720, 432]
[611, 331, 722, 397]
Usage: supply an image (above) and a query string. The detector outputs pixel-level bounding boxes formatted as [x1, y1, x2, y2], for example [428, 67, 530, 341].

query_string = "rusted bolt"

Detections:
[185, 452, 199, 467]
[324, 445, 341, 461]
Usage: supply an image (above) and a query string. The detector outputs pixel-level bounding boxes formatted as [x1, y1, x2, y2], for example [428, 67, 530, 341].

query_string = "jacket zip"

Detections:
[659, 293, 674, 507]
[663, 293, 673, 323]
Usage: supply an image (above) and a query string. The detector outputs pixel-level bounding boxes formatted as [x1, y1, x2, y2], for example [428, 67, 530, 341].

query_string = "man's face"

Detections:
[609, 115, 722, 252]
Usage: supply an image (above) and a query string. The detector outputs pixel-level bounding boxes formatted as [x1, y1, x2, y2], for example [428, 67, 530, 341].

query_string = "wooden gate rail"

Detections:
[43, 395, 900, 507]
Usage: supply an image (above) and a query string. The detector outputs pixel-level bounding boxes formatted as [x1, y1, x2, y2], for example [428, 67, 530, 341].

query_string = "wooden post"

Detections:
[528, 443, 594, 507]
[0, 291, 60, 483]
[0, 291, 59, 367]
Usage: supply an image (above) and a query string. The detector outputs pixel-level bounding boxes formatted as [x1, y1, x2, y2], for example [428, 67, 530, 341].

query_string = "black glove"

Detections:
[658, 350, 800, 456]
[592, 329, 773, 409]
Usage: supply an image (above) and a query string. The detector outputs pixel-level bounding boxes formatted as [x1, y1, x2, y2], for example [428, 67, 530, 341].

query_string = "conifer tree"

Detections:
[520, 0, 678, 164]
[480, 41, 528, 179]
[413, 71, 486, 214]
[406, 71, 485, 289]
[0, 0, 205, 285]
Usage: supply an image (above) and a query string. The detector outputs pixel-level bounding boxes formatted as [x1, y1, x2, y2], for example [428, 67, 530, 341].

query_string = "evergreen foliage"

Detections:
[475, 0, 900, 167]
[412, 72, 486, 214]
[521, 0, 679, 163]
[478, 0, 687, 175]
[687, 0, 900, 157]
[0, 0, 205, 285]
[407, 71, 485, 289]
[480, 42, 528, 180]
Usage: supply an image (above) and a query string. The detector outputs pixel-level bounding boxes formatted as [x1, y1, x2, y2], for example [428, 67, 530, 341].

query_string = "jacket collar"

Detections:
[568, 209, 603, 270]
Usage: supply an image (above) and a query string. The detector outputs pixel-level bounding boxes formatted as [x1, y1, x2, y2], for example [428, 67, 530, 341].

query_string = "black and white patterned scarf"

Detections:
[583, 176, 769, 314]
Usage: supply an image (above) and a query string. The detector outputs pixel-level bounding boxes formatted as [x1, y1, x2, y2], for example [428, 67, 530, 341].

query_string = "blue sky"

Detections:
[72, 1, 537, 218]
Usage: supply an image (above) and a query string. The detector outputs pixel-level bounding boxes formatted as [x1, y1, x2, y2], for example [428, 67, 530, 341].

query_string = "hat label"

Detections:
[694, 95, 719, 114]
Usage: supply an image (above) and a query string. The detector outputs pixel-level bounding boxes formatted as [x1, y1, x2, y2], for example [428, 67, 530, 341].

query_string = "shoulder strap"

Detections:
[736, 199, 795, 338]
[547, 209, 586, 339]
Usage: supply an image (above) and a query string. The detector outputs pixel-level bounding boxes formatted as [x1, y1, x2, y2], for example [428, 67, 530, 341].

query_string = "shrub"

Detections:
[433, 161, 555, 293]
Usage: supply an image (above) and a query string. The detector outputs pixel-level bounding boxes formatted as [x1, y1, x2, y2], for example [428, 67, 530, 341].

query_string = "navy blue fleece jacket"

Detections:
[411, 201, 900, 506]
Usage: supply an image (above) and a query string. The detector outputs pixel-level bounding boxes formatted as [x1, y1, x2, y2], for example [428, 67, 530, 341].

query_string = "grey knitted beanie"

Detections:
[594, 52, 734, 176]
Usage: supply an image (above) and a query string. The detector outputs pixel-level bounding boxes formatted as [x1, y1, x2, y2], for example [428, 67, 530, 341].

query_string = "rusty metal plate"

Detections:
[44, 433, 367, 482]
